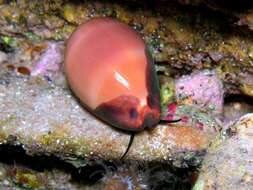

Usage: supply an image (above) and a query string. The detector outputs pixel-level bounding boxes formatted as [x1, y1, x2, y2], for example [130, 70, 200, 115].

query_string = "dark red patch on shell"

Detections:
[95, 94, 160, 131]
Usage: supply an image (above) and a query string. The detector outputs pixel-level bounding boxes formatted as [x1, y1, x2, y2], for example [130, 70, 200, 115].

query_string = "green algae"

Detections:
[0, 115, 16, 127]
[16, 170, 44, 189]
[63, 157, 88, 168]
[192, 180, 205, 190]
[0, 35, 18, 51]
[39, 125, 93, 165]
[241, 84, 253, 97]
[62, 4, 77, 24]
[160, 77, 176, 107]
[0, 115, 17, 140]
[24, 32, 41, 42]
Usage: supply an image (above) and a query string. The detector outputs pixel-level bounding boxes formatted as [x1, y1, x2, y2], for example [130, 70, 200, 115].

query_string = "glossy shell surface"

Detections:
[65, 18, 161, 131]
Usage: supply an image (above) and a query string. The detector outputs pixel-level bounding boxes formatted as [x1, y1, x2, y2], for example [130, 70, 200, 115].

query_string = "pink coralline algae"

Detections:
[175, 70, 224, 115]
[31, 42, 63, 76]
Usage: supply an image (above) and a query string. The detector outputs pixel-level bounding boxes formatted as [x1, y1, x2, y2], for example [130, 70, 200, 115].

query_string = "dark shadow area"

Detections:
[0, 144, 107, 185]
[0, 37, 14, 53]
[224, 94, 253, 122]
[65, 0, 253, 13]
[0, 144, 196, 189]
[225, 94, 253, 106]
[184, 0, 253, 12]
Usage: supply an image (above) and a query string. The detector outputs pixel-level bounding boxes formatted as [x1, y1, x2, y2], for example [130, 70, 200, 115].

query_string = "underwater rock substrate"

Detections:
[194, 113, 253, 190]
[1, 1, 253, 99]
[175, 70, 224, 116]
[0, 69, 218, 166]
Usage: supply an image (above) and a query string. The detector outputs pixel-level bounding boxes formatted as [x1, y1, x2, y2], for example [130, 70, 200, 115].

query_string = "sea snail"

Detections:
[65, 18, 173, 159]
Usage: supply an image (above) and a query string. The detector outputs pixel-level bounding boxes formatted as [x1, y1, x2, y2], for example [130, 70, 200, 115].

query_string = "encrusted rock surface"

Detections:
[194, 114, 253, 190]
[0, 1, 253, 97]
[0, 162, 82, 190]
[1, 0, 253, 189]
[175, 70, 224, 116]
[0, 68, 218, 166]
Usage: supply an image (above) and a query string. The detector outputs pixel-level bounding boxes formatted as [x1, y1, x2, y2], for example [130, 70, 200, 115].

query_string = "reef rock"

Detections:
[194, 114, 253, 189]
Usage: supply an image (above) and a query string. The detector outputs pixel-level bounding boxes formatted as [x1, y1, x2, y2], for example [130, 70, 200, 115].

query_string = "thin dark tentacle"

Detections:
[120, 133, 135, 160]
[159, 118, 181, 124]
